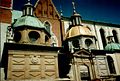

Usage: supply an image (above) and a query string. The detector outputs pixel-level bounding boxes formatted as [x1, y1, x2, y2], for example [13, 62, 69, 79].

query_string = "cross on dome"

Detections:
[72, 0, 76, 14]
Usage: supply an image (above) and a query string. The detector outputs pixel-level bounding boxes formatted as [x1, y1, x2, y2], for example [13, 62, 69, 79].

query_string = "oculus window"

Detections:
[29, 31, 40, 42]
[85, 39, 93, 47]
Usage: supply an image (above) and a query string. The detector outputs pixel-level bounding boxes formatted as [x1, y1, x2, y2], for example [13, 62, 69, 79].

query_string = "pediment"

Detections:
[34, 0, 60, 19]
[73, 49, 93, 58]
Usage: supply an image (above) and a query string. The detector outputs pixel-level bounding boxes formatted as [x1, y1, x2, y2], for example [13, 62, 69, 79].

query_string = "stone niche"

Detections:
[2, 43, 60, 81]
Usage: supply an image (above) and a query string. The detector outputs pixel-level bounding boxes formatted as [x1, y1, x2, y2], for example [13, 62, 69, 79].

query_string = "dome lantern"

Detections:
[22, 0, 34, 16]
[12, 0, 47, 30]
[12, 0, 51, 45]
[71, 1, 82, 26]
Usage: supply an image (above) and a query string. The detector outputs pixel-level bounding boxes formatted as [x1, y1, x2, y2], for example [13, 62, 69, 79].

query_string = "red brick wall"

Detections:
[0, 8, 12, 24]
[38, 17, 62, 46]
[0, 0, 11, 8]
[34, 0, 65, 46]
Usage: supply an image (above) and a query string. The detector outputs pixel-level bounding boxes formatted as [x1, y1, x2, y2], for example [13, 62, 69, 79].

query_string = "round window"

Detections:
[85, 39, 93, 47]
[72, 39, 79, 48]
[14, 31, 21, 42]
[29, 31, 40, 42]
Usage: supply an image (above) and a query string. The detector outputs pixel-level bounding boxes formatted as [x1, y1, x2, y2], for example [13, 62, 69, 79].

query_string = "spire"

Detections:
[70, 0, 82, 26]
[59, 0, 63, 17]
[72, 0, 76, 14]
[22, 0, 34, 16]
[60, 4, 63, 17]
[28, 0, 30, 3]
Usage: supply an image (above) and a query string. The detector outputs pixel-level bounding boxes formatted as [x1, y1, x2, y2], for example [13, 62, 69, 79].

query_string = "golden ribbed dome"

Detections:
[65, 25, 93, 39]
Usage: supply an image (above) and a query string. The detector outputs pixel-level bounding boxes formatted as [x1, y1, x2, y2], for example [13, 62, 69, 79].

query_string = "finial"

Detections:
[72, 0, 76, 14]
[60, 5, 63, 16]
[28, 0, 30, 3]
[23, 0, 33, 16]
[27, 0, 31, 4]
[59, 0, 63, 17]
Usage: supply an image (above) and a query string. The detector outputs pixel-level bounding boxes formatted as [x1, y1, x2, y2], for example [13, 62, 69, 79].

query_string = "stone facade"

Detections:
[7, 48, 59, 80]
[63, 18, 120, 81]
[0, 0, 120, 81]
[1, 43, 60, 81]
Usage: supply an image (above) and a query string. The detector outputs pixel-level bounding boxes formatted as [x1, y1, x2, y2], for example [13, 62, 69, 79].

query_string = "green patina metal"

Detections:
[13, 16, 46, 29]
[105, 43, 120, 52]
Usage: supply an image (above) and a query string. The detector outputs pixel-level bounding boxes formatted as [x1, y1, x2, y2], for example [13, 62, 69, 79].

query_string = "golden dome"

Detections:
[65, 25, 94, 39]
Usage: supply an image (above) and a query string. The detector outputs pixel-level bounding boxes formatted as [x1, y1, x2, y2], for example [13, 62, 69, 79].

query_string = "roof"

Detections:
[34, 0, 60, 18]
[105, 43, 120, 52]
[65, 25, 94, 40]
[13, 16, 46, 29]
[62, 16, 120, 27]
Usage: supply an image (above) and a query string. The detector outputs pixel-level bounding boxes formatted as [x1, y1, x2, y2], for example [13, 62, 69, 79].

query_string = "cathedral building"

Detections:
[0, 0, 120, 81]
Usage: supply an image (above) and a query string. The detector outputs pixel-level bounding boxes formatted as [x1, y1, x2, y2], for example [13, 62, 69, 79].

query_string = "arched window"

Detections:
[112, 30, 119, 43]
[100, 29, 107, 48]
[28, 31, 40, 43]
[44, 21, 51, 34]
[44, 21, 58, 46]
[79, 64, 91, 81]
[107, 56, 116, 74]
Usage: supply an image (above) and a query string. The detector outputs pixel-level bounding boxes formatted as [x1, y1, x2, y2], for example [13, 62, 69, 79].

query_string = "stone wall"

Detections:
[7, 50, 59, 80]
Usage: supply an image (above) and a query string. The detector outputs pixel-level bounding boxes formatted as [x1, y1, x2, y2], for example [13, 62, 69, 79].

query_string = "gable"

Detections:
[34, 0, 60, 19]
[73, 49, 93, 58]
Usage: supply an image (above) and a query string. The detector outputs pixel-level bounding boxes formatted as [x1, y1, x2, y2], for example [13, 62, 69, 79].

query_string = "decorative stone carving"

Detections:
[31, 56, 39, 64]
[7, 50, 59, 80]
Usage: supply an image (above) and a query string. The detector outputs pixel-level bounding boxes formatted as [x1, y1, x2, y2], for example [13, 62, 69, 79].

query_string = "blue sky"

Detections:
[13, 0, 120, 24]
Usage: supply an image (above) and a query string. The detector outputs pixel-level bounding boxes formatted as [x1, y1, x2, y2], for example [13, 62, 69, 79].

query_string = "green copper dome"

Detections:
[13, 1, 46, 30]
[13, 16, 46, 29]
[12, 1, 51, 37]
[105, 43, 120, 51]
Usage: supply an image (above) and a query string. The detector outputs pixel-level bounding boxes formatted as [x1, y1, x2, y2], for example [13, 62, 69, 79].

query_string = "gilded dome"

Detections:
[65, 25, 93, 39]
